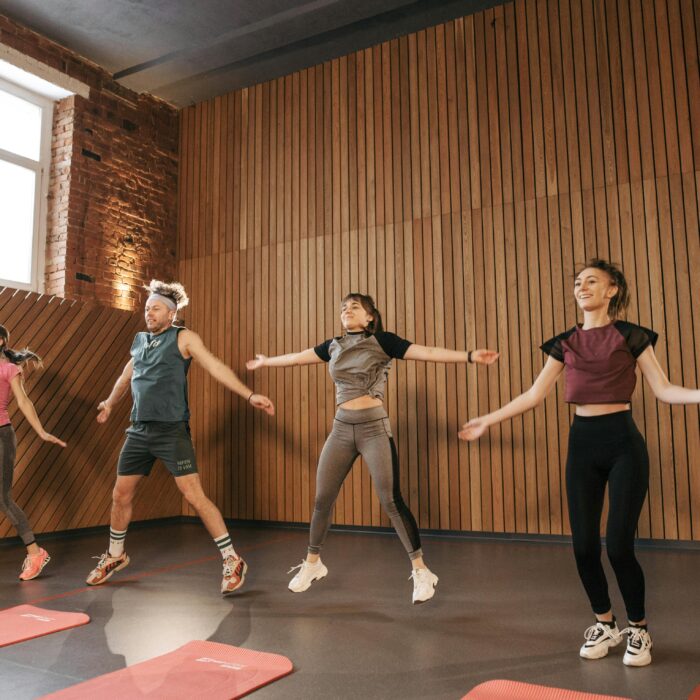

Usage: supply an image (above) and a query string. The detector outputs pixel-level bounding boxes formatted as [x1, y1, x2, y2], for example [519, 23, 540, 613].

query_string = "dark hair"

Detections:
[0, 325, 42, 367]
[576, 258, 630, 319]
[341, 293, 384, 335]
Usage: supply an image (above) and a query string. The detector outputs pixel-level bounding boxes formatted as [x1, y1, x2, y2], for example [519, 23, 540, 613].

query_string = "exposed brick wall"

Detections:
[0, 15, 179, 310]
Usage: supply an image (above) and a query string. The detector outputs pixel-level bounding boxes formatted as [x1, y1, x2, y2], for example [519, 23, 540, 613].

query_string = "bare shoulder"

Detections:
[177, 328, 201, 358]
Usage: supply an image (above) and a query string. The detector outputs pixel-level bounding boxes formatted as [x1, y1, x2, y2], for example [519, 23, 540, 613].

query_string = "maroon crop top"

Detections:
[540, 320, 658, 404]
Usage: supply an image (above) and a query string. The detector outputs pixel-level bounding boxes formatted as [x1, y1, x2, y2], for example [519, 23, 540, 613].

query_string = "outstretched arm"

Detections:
[247, 348, 323, 369]
[10, 375, 66, 447]
[181, 330, 275, 415]
[637, 346, 700, 404]
[404, 345, 499, 365]
[458, 356, 564, 440]
[97, 358, 133, 423]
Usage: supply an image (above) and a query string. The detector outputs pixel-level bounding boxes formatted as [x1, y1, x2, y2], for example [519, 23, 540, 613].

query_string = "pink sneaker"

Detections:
[19, 548, 51, 581]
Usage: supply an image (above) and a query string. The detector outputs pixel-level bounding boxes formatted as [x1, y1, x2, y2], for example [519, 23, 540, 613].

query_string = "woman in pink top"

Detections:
[0, 324, 66, 580]
[459, 259, 700, 668]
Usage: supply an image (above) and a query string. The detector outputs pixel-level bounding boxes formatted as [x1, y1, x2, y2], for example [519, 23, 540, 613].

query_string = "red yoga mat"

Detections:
[0, 605, 90, 647]
[463, 680, 632, 700]
[40, 640, 293, 700]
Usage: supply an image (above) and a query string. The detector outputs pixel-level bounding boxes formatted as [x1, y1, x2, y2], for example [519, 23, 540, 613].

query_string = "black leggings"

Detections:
[566, 411, 649, 622]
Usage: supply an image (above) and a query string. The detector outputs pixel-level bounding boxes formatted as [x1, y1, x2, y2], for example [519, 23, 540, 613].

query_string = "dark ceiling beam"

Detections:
[114, 0, 353, 79]
[151, 0, 502, 105]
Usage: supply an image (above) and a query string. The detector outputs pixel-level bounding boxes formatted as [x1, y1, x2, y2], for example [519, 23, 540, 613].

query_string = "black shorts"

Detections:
[117, 421, 198, 477]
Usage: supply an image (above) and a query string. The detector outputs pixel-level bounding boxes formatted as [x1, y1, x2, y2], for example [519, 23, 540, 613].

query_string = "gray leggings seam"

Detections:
[308, 415, 422, 559]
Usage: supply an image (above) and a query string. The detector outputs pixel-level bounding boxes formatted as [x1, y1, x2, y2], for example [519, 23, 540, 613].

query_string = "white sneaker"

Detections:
[288, 559, 328, 592]
[621, 626, 653, 667]
[410, 567, 438, 604]
[579, 621, 623, 659]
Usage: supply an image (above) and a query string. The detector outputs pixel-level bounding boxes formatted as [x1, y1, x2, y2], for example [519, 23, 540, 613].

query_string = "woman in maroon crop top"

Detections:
[459, 259, 700, 668]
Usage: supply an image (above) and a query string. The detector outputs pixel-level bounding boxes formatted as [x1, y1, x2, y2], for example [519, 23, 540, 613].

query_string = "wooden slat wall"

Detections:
[178, 0, 700, 540]
[0, 287, 181, 539]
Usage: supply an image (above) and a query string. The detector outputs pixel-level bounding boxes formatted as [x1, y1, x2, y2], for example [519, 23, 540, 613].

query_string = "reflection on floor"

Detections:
[1, 523, 698, 699]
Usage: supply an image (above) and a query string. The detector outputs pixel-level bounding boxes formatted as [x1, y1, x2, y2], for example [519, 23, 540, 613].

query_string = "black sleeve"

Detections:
[313, 339, 333, 362]
[615, 321, 659, 359]
[375, 331, 413, 359]
[539, 328, 575, 363]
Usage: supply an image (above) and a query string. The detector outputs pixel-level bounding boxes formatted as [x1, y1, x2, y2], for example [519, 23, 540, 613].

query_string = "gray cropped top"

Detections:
[314, 331, 412, 405]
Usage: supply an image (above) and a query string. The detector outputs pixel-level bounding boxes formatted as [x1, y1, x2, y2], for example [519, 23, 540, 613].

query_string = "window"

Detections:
[0, 77, 53, 292]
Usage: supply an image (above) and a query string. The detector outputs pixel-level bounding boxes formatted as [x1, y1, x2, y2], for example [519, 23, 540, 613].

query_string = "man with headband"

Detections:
[85, 280, 274, 594]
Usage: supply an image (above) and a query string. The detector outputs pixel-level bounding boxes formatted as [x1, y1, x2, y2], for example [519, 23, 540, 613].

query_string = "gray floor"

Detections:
[0, 523, 698, 700]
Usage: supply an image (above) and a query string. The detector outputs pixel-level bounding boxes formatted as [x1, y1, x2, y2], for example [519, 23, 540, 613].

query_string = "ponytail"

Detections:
[0, 325, 42, 367]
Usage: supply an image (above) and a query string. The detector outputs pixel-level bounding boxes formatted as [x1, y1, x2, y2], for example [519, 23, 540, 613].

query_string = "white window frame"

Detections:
[0, 76, 54, 293]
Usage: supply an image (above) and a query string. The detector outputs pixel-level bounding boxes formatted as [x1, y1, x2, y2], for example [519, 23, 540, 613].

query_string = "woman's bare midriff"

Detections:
[339, 395, 383, 410]
[574, 402, 630, 416]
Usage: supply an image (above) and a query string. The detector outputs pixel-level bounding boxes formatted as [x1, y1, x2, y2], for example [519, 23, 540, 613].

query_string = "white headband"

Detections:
[147, 293, 177, 311]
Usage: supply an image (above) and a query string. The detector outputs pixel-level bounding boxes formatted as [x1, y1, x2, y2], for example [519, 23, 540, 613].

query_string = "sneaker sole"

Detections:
[288, 568, 328, 593]
[580, 637, 622, 660]
[623, 648, 652, 667]
[86, 556, 130, 586]
[19, 554, 51, 581]
[222, 561, 248, 596]
[412, 575, 439, 604]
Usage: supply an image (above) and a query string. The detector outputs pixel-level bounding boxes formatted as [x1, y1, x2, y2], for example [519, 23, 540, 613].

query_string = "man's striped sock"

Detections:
[214, 533, 237, 559]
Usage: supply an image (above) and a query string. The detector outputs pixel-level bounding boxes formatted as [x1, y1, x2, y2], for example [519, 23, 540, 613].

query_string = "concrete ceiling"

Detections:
[0, 0, 503, 107]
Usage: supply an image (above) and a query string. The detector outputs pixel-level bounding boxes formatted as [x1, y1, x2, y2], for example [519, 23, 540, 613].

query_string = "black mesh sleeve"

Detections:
[313, 339, 333, 362]
[539, 328, 575, 363]
[615, 321, 659, 359]
[375, 331, 413, 359]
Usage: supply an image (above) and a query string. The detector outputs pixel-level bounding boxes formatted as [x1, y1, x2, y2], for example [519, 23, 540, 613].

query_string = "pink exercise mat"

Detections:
[41, 640, 293, 699]
[0, 604, 89, 647]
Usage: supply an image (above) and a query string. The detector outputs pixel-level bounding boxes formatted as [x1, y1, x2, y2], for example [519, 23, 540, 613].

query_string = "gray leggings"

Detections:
[0, 424, 35, 545]
[309, 406, 423, 560]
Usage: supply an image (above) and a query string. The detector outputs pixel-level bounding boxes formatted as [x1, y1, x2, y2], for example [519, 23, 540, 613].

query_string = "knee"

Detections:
[379, 495, 399, 518]
[606, 537, 635, 568]
[572, 535, 601, 566]
[312, 491, 336, 514]
[112, 485, 135, 508]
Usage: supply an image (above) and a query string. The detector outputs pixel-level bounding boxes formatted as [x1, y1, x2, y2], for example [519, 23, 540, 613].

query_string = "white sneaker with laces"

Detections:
[288, 559, 328, 592]
[410, 567, 438, 604]
[621, 626, 653, 667]
[579, 621, 623, 659]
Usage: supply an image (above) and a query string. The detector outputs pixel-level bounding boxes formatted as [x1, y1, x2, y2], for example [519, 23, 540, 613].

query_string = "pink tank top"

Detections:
[0, 361, 22, 426]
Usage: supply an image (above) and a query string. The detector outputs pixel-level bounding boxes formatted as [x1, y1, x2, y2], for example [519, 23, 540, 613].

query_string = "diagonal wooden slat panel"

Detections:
[0, 288, 181, 539]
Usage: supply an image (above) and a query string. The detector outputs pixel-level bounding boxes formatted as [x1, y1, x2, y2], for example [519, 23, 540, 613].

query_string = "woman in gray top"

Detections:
[247, 293, 498, 604]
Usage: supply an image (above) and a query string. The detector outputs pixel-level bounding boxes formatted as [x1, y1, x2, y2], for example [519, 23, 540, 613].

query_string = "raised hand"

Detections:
[246, 354, 267, 371]
[458, 417, 488, 441]
[250, 393, 275, 416]
[471, 349, 500, 365]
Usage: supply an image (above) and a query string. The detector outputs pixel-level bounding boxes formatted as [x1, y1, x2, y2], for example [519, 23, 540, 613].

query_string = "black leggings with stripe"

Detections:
[308, 406, 422, 559]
